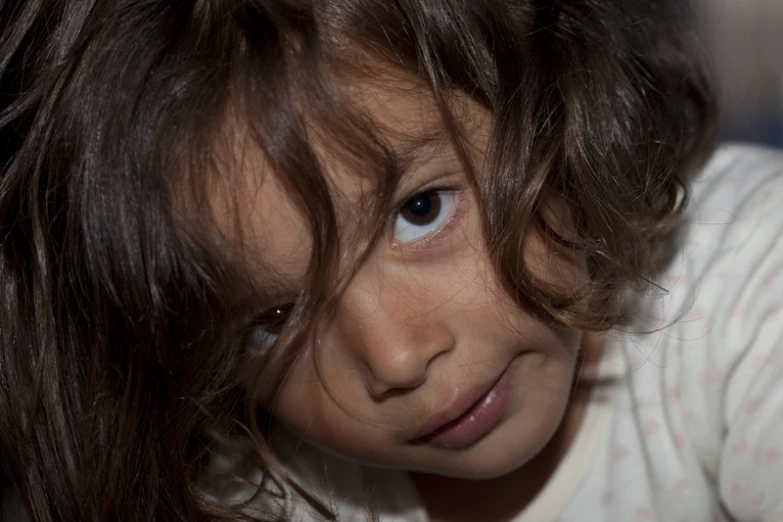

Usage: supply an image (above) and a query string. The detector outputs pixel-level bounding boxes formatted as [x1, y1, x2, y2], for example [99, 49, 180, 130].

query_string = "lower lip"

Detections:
[417, 367, 513, 449]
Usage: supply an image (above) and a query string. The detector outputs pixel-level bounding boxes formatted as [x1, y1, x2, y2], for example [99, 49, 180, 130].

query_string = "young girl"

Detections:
[1, 1, 782, 521]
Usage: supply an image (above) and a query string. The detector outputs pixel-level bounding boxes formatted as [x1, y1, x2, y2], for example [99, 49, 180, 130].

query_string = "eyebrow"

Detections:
[392, 128, 454, 173]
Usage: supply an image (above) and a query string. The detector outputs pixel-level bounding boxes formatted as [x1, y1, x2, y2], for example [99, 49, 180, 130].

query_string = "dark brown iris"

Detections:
[400, 191, 441, 226]
[257, 304, 293, 335]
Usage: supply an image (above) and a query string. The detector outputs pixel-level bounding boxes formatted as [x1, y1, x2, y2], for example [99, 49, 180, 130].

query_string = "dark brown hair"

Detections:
[0, 1, 716, 521]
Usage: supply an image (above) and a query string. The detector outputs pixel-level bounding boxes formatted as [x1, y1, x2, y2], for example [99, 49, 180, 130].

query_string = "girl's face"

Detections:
[229, 78, 586, 479]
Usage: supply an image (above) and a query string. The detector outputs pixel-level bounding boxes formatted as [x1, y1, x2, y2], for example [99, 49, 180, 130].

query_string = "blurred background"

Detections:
[695, 0, 783, 148]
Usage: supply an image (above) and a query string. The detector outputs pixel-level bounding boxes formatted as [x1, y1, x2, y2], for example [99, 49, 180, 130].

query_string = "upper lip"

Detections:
[410, 366, 508, 442]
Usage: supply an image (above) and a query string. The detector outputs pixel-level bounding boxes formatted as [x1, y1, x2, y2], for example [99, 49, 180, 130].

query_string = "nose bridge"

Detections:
[335, 265, 454, 396]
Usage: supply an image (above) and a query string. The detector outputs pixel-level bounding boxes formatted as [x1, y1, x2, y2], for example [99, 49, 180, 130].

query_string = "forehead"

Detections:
[345, 74, 447, 149]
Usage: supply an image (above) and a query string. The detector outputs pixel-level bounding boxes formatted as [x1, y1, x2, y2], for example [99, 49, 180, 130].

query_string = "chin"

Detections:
[427, 455, 529, 480]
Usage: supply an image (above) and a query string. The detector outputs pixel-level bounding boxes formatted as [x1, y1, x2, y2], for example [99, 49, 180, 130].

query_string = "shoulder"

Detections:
[692, 144, 783, 200]
[676, 144, 783, 520]
[600, 144, 783, 519]
[625, 145, 783, 340]
[635, 144, 783, 385]
[631, 144, 783, 333]
[681, 144, 783, 333]
[616, 143, 783, 450]
[686, 144, 783, 262]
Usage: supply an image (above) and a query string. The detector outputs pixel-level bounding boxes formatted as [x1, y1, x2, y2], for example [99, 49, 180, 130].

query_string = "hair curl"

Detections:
[0, 1, 716, 521]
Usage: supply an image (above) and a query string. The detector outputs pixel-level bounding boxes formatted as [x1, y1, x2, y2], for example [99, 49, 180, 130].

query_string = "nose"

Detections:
[333, 271, 455, 398]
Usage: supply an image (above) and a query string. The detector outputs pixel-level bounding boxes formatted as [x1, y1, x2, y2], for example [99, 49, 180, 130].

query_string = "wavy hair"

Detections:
[0, 1, 716, 521]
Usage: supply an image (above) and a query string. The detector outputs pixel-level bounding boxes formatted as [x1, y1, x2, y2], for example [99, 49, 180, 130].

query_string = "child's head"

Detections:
[0, 0, 716, 520]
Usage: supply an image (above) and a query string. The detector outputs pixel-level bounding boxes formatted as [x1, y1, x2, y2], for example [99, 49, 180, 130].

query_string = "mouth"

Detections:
[411, 364, 513, 449]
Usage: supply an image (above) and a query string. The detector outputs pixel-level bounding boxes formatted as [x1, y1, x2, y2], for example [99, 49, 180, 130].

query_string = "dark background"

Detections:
[696, 0, 783, 148]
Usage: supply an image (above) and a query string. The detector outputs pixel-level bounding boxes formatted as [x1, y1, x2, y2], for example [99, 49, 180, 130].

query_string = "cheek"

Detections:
[453, 223, 583, 353]
[270, 368, 347, 441]
[452, 191, 587, 320]
[264, 351, 392, 459]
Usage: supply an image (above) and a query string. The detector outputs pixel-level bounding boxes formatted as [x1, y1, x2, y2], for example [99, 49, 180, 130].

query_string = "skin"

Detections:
[219, 75, 604, 521]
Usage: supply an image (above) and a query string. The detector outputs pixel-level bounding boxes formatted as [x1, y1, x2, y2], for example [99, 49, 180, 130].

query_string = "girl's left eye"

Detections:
[393, 189, 456, 244]
[245, 304, 293, 351]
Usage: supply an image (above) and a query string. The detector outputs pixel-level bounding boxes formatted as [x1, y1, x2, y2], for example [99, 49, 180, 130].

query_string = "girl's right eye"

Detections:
[246, 304, 293, 351]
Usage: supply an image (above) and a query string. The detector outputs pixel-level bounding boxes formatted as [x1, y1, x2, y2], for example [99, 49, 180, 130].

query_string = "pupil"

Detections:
[258, 304, 292, 335]
[409, 195, 432, 217]
[401, 192, 441, 226]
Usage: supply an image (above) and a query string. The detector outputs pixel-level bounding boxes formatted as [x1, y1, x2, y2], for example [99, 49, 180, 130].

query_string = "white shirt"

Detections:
[249, 145, 783, 522]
